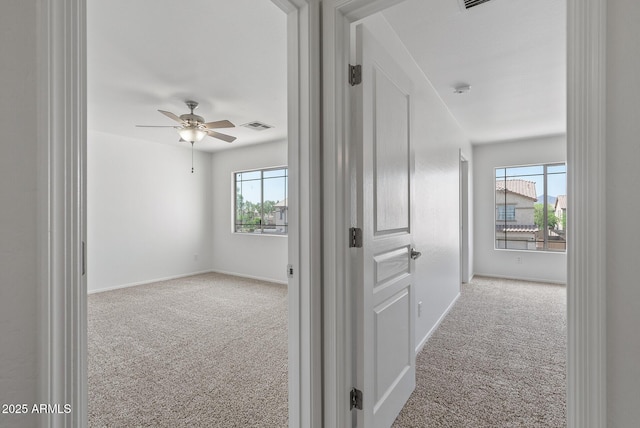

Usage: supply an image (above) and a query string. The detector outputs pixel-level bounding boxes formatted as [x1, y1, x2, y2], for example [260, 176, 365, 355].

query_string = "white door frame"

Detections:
[459, 151, 470, 285]
[322, 0, 606, 427]
[37, 0, 322, 427]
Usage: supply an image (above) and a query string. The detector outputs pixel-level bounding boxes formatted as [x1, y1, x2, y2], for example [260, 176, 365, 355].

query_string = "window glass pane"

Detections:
[235, 174, 262, 233]
[237, 170, 261, 181]
[263, 168, 287, 179]
[504, 165, 544, 177]
[547, 169, 567, 251]
[496, 174, 539, 250]
[263, 176, 288, 235]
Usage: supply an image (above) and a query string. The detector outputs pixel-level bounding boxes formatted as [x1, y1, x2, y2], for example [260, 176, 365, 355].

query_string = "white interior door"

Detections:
[352, 23, 416, 428]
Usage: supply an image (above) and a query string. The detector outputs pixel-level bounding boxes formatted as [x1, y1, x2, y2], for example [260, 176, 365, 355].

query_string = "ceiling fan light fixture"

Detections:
[137, 101, 236, 146]
[178, 126, 207, 142]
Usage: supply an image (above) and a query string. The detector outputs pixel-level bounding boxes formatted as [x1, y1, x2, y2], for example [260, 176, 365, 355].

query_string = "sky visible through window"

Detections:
[496, 164, 566, 201]
[236, 169, 287, 205]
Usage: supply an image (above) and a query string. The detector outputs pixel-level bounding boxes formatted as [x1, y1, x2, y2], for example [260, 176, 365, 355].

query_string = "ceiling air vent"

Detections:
[241, 121, 273, 131]
[458, 0, 493, 10]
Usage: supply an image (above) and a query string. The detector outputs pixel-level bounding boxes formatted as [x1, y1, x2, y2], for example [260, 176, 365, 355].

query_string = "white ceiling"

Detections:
[382, 0, 566, 143]
[88, 0, 566, 151]
[87, 0, 287, 152]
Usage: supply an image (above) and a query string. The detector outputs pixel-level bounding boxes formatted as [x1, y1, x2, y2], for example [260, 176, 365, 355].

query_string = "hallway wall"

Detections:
[0, 1, 39, 426]
[605, 1, 640, 423]
[362, 14, 473, 351]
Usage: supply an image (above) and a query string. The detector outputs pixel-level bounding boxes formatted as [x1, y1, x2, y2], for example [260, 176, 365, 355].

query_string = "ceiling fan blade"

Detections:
[207, 130, 236, 143]
[135, 125, 177, 128]
[203, 119, 235, 129]
[158, 109, 185, 124]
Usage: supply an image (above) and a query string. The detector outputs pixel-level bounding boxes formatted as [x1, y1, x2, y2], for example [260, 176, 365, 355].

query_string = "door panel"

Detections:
[373, 65, 410, 234]
[374, 246, 410, 286]
[353, 23, 415, 428]
[374, 288, 411, 405]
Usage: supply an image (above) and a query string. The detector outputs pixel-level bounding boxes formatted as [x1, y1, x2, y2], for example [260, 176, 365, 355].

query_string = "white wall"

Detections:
[87, 132, 214, 292]
[363, 14, 473, 351]
[473, 135, 567, 283]
[210, 141, 288, 284]
[0, 1, 39, 426]
[606, 1, 640, 424]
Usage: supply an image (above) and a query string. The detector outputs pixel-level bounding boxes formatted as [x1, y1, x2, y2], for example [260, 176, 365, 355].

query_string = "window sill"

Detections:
[494, 248, 566, 254]
[232, 232, 288, 238]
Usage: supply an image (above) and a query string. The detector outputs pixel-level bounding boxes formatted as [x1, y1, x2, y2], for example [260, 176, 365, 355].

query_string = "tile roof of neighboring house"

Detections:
[555, 195, 567, 210]
[275, 198, 288, 207]
[496, 179, 538, 201]
[495, 224, 539, 233]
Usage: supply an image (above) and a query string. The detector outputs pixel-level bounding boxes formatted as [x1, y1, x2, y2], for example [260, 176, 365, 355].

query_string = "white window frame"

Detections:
[234, 166, 289, 235]
[495, 162, 567, 252]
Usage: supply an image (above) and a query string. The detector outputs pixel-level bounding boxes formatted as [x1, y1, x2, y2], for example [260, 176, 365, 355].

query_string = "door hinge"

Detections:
[349, 227, 363, 248]
[350, 387, 363, 410]
[287, 264, 294, 278]
[349, 64, 362, 86]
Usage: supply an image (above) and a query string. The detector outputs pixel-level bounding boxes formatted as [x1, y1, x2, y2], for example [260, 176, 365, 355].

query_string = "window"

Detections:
[497, 205, 516, 221]
[495, 163, 566, 251]
[234, 167, 288, 235]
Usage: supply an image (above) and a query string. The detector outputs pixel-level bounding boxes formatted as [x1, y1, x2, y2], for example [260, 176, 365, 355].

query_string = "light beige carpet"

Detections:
[393, 276, 566, 427]
[88, 272, 288, 427]
[90, 274, 565, 427]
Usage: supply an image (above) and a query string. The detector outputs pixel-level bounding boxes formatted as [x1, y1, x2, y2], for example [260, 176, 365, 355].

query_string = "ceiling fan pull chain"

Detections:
[191, 141, 194, 173]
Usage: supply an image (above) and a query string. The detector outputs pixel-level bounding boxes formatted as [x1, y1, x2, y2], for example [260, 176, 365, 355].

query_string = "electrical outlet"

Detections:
[516, 256, 522, 264]
[418, 301, 423, 317]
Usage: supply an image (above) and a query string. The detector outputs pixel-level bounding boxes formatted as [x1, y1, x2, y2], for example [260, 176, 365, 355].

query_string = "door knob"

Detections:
[410, 248, 422, 260]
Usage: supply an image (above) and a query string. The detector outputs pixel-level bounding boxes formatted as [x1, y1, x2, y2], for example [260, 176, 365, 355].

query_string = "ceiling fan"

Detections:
[136, 100, 237, 144]
[136, 100, 236, 173]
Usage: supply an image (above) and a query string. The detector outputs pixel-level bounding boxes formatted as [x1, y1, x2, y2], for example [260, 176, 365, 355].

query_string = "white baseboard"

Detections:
[209, 269, 287, 285]
[472, 272, 566, 285]
[415, 292, 461, 355]
[88, 270, 214, 294]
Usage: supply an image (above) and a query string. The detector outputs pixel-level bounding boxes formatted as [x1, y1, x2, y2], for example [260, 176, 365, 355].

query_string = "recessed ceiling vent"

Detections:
[241, 121, 273, 131]
[458, 0, 493, 10]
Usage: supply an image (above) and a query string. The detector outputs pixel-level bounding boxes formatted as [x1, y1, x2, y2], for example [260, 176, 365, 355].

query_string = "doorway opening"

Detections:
[86, 1, 291, 426]
[356, 1, 567, 424]
[325, 1, 592, 424]
[38, 0, 320, 425]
